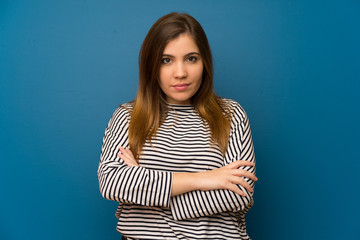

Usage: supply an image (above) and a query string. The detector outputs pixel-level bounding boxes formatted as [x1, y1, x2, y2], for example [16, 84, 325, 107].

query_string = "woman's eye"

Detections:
[187, 56, 197, 62]
[161, 58, 172, 64]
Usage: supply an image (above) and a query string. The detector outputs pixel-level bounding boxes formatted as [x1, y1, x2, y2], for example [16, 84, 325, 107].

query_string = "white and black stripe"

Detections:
[98, 99, 256, 239]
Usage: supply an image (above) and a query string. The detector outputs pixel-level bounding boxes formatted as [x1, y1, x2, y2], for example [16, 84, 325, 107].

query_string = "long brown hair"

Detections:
[129, 12, 231, 160]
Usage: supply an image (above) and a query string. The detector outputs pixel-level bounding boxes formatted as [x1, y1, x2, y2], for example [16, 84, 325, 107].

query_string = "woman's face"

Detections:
[159, 34, 203, 105]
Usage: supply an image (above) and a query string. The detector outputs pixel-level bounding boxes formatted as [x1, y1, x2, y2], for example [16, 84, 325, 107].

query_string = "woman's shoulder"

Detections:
[220, 98, 249, 124]
[109, 101, 134, 121]
[120, 101, 134, 111]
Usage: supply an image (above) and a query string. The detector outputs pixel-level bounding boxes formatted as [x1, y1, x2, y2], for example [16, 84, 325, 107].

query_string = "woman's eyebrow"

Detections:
[185, 52, 200, 57]
[162, 52, 201, 57]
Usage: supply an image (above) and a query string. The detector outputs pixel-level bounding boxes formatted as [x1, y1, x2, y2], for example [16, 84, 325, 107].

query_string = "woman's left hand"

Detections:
[118, 146, 139, 167]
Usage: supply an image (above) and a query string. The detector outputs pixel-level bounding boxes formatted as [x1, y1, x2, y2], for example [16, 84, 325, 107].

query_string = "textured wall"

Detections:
[1, 0, 359, 239]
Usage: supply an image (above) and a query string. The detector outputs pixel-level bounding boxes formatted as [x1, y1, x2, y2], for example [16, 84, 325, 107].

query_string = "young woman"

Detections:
[98, 12, 258, 239]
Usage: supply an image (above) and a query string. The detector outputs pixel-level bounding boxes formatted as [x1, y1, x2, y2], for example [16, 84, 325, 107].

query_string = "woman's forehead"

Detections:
[162, 34, 199, 56]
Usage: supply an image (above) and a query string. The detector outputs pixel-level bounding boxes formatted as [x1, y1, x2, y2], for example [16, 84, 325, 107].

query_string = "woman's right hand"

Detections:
[195, 160, 257, 196]
[172, 160, 257, 197]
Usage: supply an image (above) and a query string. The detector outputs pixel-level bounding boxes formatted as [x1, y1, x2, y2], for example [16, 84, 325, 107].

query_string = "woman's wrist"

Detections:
[171, 172, 201, 196]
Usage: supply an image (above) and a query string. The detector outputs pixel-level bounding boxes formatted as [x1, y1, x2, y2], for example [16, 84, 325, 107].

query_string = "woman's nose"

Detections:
[174, 62, 187, 79]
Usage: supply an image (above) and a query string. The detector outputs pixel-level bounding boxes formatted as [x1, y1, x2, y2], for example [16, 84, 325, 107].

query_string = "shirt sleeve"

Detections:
[97, 106, 172, 207]
[169, 102, 256, 221]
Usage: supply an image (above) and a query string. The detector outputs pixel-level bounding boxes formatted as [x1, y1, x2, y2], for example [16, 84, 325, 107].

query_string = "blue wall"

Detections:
[1, 0, 359, 239]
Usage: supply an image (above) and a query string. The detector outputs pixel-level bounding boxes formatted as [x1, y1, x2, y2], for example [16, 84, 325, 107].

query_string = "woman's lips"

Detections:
[173, 83, 190, 91]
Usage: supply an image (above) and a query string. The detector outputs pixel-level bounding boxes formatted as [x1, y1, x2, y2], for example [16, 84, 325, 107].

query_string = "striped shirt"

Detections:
[98, 99, 256, 239]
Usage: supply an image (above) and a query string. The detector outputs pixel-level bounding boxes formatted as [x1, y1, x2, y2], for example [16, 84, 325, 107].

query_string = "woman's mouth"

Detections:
[173, 83, 190, 91]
